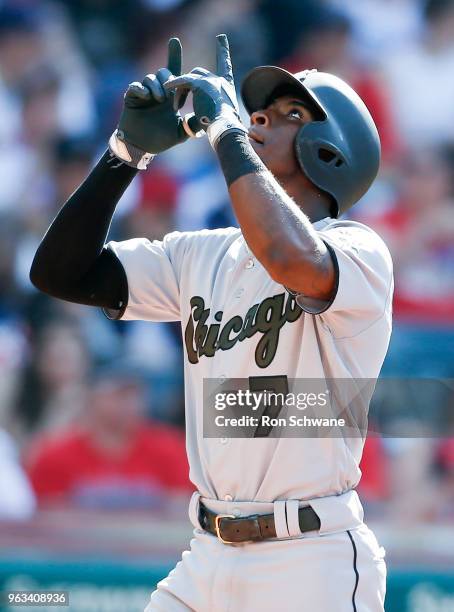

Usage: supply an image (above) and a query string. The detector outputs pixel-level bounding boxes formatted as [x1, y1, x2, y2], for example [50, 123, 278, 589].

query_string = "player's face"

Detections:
[248, 95, 315, 179]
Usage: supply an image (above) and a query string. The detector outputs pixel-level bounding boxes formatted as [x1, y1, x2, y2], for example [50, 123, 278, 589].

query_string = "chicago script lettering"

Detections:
[184, 293, 303, 368]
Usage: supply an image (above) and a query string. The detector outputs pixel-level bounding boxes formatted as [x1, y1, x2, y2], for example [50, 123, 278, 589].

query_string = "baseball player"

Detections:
[31, 35, 392, 611]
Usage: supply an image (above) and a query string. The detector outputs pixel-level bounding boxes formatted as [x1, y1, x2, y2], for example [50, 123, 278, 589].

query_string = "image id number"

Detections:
[5, 590, 69, 606]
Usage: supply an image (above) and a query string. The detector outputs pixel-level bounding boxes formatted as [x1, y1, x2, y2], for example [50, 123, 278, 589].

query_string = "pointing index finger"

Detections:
[167, 37, 182, 76]
[216, 34, 233, 83]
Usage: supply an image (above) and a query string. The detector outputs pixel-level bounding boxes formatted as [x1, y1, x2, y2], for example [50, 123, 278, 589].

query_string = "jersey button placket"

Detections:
[217, 372, 229, 445]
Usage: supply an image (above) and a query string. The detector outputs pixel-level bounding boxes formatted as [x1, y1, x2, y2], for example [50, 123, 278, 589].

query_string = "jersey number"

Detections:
[249, 375, 289, 438]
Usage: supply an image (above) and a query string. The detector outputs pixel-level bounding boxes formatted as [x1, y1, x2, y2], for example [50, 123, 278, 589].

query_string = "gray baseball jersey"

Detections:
[106, 217, 393, 503]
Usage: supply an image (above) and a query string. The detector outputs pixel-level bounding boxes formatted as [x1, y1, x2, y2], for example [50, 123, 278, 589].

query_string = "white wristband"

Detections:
[108, 130, 155, 170]
[206, 116, 248, 150]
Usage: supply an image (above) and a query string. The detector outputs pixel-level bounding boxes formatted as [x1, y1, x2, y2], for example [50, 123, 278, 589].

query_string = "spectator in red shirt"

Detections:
[24, 366, 192, 509]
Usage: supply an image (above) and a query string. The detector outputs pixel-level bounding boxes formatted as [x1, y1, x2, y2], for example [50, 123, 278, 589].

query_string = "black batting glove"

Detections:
[110, 38, 202, 169]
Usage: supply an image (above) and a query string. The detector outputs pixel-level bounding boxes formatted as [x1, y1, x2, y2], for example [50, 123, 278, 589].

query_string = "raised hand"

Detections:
[110, 38, 198, 169]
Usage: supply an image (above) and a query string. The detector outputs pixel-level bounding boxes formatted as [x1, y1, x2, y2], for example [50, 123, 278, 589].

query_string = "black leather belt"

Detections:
[199, 502, 320, 544]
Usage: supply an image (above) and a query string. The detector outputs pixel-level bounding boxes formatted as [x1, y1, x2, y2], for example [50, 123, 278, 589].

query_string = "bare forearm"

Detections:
[216, 133, 334, 296]
[229, 171, 321, 264]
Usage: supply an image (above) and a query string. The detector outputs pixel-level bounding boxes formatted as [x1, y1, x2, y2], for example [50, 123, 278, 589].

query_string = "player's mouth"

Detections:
[248, 130, 264, 146]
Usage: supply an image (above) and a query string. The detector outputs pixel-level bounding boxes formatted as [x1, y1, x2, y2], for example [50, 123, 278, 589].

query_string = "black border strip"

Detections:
[347, 530, 359, 612]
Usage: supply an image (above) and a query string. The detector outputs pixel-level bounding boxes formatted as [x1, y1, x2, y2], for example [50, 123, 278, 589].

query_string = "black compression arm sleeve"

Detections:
[30, 150, 137, 316]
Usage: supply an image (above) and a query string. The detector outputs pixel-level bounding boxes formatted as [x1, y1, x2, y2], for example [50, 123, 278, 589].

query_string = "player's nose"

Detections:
[250, 109, 271, 127]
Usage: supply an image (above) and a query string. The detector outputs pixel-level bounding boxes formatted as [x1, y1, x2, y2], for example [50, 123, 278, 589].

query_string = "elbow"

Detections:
[29, 257, 47, 293]
[266, 260, 304, 288]
[264, 244, 333, 293]
[29, 253, 55, 295]
[262, 246, 311, 287]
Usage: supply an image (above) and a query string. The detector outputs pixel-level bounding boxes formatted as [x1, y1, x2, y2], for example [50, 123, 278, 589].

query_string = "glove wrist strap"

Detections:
[207, 116, 248, 150]
[182, 113, 205, 139]
[108, 129, 155, 170]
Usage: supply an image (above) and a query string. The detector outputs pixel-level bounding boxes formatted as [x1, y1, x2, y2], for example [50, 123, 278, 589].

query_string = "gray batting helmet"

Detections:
[241, 67, 381, 217]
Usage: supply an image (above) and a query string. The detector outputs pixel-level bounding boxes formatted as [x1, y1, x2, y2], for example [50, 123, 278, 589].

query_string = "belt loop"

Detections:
[188, 491, 202, 529]
[285, 500, 301, 537]
[273, 500, 290, 538]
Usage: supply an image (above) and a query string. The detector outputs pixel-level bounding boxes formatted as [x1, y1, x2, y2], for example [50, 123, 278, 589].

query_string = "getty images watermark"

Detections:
[203, 378, 454, 438]
[203, 378, 372, 438]
[214, 388, 342, 430]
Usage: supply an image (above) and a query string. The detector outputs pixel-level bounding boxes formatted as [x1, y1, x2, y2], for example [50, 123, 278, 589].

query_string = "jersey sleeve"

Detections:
[295, 223, 394, 338]
[103, 231, 188, 322]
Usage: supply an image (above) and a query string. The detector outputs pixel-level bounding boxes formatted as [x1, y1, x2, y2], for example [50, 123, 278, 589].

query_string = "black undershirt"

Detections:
[30, 150, 134, 318]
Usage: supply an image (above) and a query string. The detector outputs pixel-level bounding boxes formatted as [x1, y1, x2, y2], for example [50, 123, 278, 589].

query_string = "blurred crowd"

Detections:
[0, 0, 453, 523]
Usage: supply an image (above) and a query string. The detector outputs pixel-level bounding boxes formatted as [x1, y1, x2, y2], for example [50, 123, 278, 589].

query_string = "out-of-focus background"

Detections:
[0, 0, 453, 610]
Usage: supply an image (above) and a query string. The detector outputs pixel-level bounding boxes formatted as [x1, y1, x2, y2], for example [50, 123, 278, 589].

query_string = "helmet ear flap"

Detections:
[295, 132, 346, 170]
[294, 130, 343, 217]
